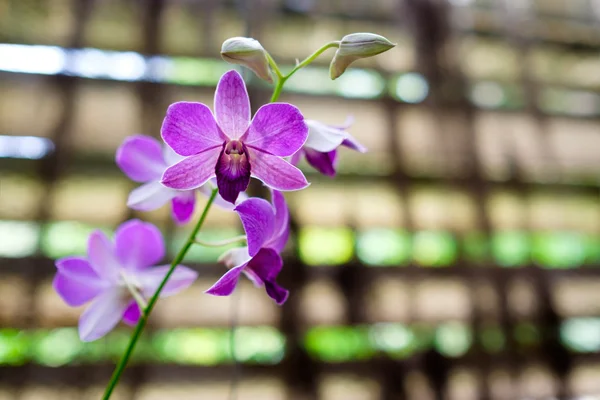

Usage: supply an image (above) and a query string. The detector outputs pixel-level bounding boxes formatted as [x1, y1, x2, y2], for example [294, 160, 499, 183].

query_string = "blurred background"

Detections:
[1, 0, 600, 399]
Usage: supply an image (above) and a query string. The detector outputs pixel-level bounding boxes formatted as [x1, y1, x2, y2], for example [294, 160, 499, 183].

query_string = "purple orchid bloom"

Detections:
[206, 190, 290, 305]
[161, 70, 309, 204]
[291, 118, 366, 177]
[116, 135, 236, 224]
[53, 219, 198, 341]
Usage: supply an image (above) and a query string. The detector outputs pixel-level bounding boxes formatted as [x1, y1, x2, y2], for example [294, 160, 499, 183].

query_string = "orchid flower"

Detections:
[116, 135, 237, 224]
[291, 119, 366, 177]
[161, 70, 309, 204]
[206, 190, 290, 305]
[53, 220, 198, 342]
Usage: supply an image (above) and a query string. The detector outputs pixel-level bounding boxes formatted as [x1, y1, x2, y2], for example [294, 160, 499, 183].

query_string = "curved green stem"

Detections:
[269, 41, 339, 103]
[102, 189, 219, 400]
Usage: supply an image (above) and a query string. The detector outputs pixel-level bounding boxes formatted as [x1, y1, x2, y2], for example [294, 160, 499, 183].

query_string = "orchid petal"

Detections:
[53, 257, 107, 307]
[115, 219, 165, 270]
[161, 102, 226, 156]
[87, 231, 119, 282]
[138, 265, 198, 297]
[122, 301, 141, 326]
[246, 248, 288, 305]
[171, 191, 196, 224]
[116, 135, 166, 182]
[289, 150, 303, 166]
[214, 70, 251, 139]
[78, 289, 128, 342]
[243, 103, 307, 156]
[127, 181, 178, 211]
[304, 148, 338, 177]
[304, 120, 346, 153]
[247, 147, 309, 191]
[215, 144, 251, 204]
[218, 247, 252, 269]
[234, 197, 275, 257]
[161, 149, 220, 190]
[266, 190, 290, 253]
[205, 263, 247, 297]
[342, 134, 367, 153]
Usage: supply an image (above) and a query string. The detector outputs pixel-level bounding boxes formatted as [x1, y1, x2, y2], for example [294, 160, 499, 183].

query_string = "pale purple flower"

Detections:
[291, 119, 366, 177]
[116, 135, 237, 224]
[53, 219, 198, 342]
[206, 190, 290, 305]
[161, 70, 309, 204]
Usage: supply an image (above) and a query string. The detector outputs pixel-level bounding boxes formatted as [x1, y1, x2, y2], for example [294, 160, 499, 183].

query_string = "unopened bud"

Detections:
[221, 37, 273, 83]
[329, 33, 396, 80]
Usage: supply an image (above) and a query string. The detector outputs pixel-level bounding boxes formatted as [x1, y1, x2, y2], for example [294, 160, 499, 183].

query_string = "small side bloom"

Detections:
[206, 190, 290, 305]
[116, 135, 235, 224]
[53, 219, 198, 341]
[291, 119, 366, 177]
[161, 70, 309, 204]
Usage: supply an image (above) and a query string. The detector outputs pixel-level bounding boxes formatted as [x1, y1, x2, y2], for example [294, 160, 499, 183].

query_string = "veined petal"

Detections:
[87, 231, 119, 282]
[304, 148, 338, 177]
[243, 103, 307, 156]
[54, 257, 108, 307]
[214, 70, 251, 139]
[205, 263, 247, 297]
[234, 197, 275, 257]
[247, 148, 309, 191]
[171, 191, 196, 225]
[161, 149, 220, 190]
[78, 289, 128, 342]
[137, 265, 198, 297]
[127, 181, 178, 211]
[266, 190, 290, 253]
[161, 102, 226, 156]
[304, 120, 346, 153]
[215, 143, 251, 204]
[116, 135, 166, 182]
[122, 301, 141, 326]
[115, 219, 165, 271]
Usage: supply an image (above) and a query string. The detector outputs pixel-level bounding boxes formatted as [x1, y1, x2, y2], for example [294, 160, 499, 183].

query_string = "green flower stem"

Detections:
[102, 188, 219, 400]
[269, 41, 339, 103]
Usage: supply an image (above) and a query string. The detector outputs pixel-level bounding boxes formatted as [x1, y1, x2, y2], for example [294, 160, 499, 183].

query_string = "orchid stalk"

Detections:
[49, 33, 394, 400]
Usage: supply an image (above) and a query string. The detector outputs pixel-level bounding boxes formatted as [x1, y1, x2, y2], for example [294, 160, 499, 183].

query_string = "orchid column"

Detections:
[50, 32, 395, 399]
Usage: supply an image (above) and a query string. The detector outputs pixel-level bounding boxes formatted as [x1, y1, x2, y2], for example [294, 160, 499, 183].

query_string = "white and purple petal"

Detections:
[115, 219, 165, 271]
[246, 147, 309, 192]
[161, 102, 226, 156]
[171, 191, 196, 225]
[53, 257, 108, 307]
[78, 289, 129, 342]
[87, 231, 120, 282]
[214, 70, 251, 139]
[341, 134, 367, 153]
[304, 120, 347, 153]
[161, 150, 220, 190]
[116, 135, 167, 182]
[127, 181, 178, 211]
[137, 265, 198, 297]
[242, 103, 308, 156]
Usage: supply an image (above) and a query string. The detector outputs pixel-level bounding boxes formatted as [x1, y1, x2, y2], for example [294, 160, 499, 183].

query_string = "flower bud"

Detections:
[329, 33, 396, 80]
[221, 37, 273, 83]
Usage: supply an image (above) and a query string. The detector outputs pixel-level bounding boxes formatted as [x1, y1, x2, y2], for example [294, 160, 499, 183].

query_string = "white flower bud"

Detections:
[329, 33, 396, 80]
[221, 37, 273, 83]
